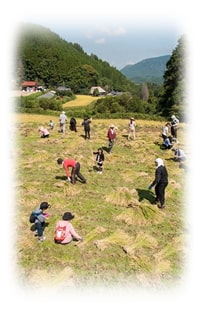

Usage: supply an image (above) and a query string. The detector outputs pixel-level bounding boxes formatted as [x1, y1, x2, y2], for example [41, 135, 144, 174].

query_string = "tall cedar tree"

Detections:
[140, 83, 149, 101]
[159, 35, 186, 119]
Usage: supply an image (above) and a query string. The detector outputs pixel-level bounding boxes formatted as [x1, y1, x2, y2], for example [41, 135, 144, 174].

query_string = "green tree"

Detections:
[159, 35, 186, 119]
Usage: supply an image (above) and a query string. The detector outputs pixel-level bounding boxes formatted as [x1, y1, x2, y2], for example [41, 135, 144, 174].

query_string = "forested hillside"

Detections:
[15, 23, 136, 94]
[121, 55, 171, 84]
[14, 24, 186, 120]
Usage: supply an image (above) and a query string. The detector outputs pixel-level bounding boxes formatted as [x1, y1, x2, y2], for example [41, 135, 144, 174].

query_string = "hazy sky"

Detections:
[16, 21, 182, 70]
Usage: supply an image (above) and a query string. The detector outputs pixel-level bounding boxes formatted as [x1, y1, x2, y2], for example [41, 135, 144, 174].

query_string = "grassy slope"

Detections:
[63, 95, 96, 108]
[13, 114, 188, 289]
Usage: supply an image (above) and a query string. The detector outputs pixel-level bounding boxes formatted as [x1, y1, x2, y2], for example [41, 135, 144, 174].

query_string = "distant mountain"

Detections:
[120, 55, 171, 84]
[15, 23, 135, 93]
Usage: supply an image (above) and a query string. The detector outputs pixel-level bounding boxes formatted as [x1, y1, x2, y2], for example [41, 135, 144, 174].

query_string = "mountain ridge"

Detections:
[120, 55, 171, 84]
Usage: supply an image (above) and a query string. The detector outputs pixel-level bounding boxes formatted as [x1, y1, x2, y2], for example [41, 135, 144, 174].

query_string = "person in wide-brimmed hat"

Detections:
[107, 124, 117, 153]
[54, 212, 83, 244]
[127, 117, 136, 141]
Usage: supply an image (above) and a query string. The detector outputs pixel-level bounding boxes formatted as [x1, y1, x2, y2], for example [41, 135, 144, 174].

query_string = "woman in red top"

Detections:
[57, 158, 87, 184]
[107, 124, 117, 153]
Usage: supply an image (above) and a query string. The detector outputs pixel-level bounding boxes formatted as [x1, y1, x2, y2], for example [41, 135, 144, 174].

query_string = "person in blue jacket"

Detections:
[30, 201, 51, 242]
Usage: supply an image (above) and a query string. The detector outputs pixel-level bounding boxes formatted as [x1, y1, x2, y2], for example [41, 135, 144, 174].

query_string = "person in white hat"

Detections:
[38, 126, 50, 138]
[107, 124, 117, 153]
[170, 114, 179, 142]
[127, 117, 136, 140]
[59, 111, 67, 133]
[148, 158, 168, 209]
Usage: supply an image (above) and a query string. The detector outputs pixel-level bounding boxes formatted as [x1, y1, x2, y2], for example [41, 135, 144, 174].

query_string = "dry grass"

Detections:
[63, 95, 95, 107]
[14, 112, 188, 289]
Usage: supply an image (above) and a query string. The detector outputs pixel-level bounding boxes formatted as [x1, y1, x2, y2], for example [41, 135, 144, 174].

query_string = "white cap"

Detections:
[155, 158, 164, 166]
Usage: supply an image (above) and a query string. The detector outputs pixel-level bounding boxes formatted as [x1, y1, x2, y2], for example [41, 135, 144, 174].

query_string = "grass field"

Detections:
[13, 113, 188, 290]
[63, 95, 96, 107]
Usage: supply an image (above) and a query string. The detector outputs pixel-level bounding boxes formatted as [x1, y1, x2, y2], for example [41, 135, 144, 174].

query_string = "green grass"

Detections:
[14, 114, 188, 289]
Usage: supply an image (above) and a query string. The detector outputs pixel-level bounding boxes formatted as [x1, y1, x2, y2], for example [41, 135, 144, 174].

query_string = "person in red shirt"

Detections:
[57, 158, 87, 184]
[107, 124, 117, 153]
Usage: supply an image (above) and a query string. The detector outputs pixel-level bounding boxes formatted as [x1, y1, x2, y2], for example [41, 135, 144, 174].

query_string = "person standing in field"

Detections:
[59, 111, 67, 133]
[69, 117, 77, 132]
[107, 124, 117, 153]
[170, 114, 179, 142]
[127, 117, 136, 140]
[93, 147, 105, 174]
[161, 122, 171, 141]
[57, 158, 87, 184]
[81, 116, 91, 139]
[148, 158, 168, 209]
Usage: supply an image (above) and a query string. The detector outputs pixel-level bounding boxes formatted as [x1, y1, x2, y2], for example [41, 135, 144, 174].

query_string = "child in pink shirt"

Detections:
[54, 212, 83, 244]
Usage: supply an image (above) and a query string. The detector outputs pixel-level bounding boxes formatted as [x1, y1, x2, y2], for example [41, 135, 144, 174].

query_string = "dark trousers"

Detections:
[84, 129, 90, 139]
[35, 221, 44, 237]
[171, 127, 178, 139]
[108, 139, 115, 153]
[155, 182, 168, 206]
[71, 162, 87, 184]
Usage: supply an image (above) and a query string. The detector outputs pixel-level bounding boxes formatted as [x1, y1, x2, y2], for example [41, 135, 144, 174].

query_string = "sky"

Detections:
[16, 20, 182, 70]
[1, 1, 200, 310]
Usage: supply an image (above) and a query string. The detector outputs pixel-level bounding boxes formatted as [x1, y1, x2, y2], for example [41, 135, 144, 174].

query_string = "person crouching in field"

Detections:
[57, 158, 87, 184]
[172, 148, 186, 162]
[148, 158, 168, 209]
[29, 201, 51, 242]
[54, 212, 83, 244]
[93, 148, 105, 174]
[48, 120, 54, 130]
[38, 126, 50, 138]
[161, 122, 171, 141]
[162, 136, 173, 149]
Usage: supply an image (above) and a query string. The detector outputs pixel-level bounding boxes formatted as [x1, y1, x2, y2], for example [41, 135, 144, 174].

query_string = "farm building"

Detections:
[21, 81, 38, 91]
[90, 86, 106, 96]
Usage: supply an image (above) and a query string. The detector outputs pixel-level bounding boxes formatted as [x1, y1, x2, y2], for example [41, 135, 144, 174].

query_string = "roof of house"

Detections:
[56, 86, 71, 91]
[21, 81, 37, 87]
[90, 86, 106, 94]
